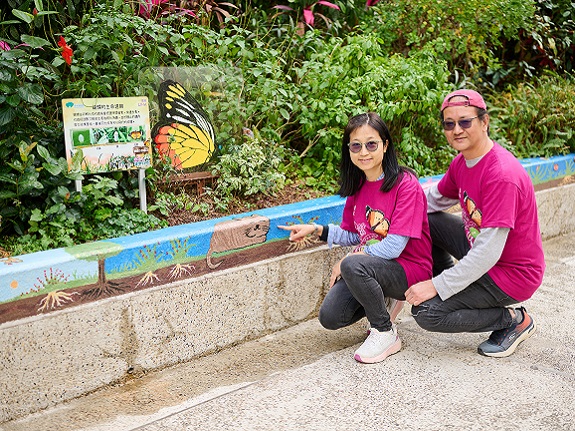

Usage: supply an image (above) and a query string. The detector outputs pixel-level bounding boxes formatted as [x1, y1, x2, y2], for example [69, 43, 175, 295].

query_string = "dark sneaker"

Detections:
[477, 307, 536, 357]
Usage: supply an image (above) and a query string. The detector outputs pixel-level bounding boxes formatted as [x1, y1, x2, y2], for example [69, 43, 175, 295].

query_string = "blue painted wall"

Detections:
[0, 154, 573, 323]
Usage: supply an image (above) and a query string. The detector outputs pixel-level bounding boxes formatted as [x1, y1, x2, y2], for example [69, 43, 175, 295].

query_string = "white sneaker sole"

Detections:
[354, 337, 402, 364]
[480, 321, 537, 358]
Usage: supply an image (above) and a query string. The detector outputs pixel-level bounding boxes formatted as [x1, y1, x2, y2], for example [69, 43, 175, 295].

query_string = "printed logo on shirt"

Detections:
[462, 191, 482, 243]
[365, 205, 390, 238]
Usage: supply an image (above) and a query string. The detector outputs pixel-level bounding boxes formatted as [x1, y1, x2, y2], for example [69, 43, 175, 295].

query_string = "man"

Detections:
[405, 89, 545, 357]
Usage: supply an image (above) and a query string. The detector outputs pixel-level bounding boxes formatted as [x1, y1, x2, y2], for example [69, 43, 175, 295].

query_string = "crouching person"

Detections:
[405, 89, 545, 357]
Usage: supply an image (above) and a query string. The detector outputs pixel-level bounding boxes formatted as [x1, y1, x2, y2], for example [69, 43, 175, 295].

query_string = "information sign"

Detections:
[62, 97, 152, 173]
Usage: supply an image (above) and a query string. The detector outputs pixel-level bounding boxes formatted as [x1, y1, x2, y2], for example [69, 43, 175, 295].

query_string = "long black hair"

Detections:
[338, 112, 413, 197]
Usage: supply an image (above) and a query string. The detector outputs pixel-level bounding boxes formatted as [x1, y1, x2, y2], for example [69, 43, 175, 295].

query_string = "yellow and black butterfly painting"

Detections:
[152, 80, 216, 170]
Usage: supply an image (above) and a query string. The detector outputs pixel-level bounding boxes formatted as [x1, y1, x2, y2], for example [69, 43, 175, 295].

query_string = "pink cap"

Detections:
[441, 89, 486, 111]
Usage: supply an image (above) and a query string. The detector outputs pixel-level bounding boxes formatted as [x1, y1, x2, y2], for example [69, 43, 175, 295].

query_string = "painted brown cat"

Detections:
[206, 214, 270, 269]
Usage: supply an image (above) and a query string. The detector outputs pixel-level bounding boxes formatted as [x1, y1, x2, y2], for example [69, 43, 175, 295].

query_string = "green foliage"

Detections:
[0, 2, 189, 253]
[57, 4, 192, 98]
[0, 140, 44, 234]
[148, 190, 196, 216]
[2, 175, 167, 255]
[210, 138, 287, 208]
[0, 40, 60, 137]
[488, 72, 575, 157]
[517, 0, 575, 72]
[289, 35, 454, 186]
[266, 0, 344, 36]
[362, 0, 537, 83]
[132, 0, 240, 29]
[0, 138, 78, 235]
[0, 0, 574, 256]
[0, 0, 95, 42]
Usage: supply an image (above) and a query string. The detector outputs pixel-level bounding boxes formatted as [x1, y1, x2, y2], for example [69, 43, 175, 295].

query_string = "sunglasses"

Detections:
[347, 140, 382, 153]
[442, 116, 479, 131]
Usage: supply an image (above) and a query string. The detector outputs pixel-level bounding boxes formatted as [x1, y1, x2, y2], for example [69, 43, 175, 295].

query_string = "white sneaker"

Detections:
[385, 297, 405, 323]
[354, 327, 402, 364]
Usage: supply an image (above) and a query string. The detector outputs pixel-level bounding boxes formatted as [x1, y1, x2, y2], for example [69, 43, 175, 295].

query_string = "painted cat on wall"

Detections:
[206, 214, 270, 269]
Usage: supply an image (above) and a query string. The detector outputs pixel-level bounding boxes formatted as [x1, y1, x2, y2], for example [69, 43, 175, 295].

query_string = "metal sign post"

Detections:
[139, 168, 147, 213]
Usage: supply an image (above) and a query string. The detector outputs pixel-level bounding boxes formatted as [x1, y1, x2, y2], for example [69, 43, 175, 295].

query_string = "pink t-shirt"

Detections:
[438, 142, 545, 301]
[340, 171, 432, 286]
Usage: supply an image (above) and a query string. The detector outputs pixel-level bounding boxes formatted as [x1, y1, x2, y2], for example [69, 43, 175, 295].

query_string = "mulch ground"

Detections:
[163, 179, 330, 226]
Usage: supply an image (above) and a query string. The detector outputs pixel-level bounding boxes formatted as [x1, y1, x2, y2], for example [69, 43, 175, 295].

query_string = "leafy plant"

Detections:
[0, 36, 60, 137]
[2, 175, 167, 254]
[273, 1, 341, 35]
[362, 0, 536, 84]
[289, 34, 453, 183]
[0, 8, 102, 242]
[0, 0, 94, 43]
[135, 0, 240, 28]
[488, 72, 575, 157]
[210, 137, 288, 209]
[56, 4, 193, 98]
[0, 0, 574, 257]
[515, 0, 575, 73]
[149, 190, 196, 216]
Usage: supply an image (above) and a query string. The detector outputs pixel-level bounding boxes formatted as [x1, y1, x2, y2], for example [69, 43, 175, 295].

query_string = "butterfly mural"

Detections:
[152, 80, 216, 170]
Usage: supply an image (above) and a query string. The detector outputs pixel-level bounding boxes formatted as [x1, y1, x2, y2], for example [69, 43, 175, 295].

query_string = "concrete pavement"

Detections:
[2, 233, 574, 431]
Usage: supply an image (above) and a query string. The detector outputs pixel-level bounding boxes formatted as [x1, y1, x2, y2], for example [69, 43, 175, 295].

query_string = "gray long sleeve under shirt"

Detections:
[425, 182, 509, 301]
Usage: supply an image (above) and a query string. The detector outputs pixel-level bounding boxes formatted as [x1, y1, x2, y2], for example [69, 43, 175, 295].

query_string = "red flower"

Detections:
[58, 36, 73, 65]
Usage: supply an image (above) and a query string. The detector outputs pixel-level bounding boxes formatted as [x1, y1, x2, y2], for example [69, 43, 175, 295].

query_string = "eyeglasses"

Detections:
[442, 116, 479, 131]
[347, 140, 382, 153]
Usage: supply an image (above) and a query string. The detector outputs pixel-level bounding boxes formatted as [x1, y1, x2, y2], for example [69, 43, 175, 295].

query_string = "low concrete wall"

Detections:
[535, 181, 575, 239]
[1, 157, 575, 423]
[0, 243, 348, 423]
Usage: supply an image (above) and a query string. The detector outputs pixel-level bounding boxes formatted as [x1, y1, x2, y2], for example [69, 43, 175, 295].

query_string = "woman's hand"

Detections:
[278, 224, 319, 242]
[329, 258, 343, 288]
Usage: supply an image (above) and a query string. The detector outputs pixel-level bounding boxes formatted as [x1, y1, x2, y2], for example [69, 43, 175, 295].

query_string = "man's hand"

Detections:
[405, 279, 438, 306]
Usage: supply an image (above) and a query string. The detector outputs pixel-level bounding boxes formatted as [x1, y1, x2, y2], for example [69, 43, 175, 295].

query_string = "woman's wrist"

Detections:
[312, 223, 319, 236]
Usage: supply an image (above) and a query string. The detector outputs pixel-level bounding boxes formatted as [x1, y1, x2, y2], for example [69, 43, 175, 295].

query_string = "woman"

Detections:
[280, 112, 432, 363]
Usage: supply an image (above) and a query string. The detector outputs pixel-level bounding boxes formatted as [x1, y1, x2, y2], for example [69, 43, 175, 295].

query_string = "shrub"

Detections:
[57, 4, 193, 98]
[361, 0, 536, 85]
[0, 35, 76, 236]
[1, 174, 167, 255]
[488, 72, 575, 157]
[0, 1, 574, 256]
[210, 137, 288, 210]
[510, 0, 575, 74]
[289, 34, 454, 188]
